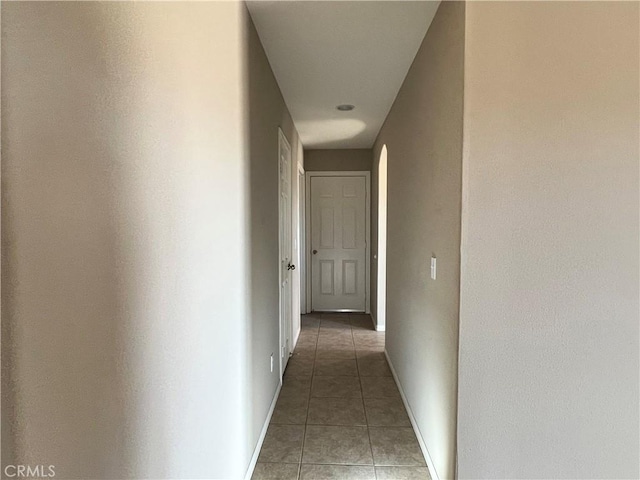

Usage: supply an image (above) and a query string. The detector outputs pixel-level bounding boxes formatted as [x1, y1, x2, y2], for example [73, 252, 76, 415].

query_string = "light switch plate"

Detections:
[430, 256, 437, 280]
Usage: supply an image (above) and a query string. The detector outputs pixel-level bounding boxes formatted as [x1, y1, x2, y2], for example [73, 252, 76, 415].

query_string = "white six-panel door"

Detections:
[310, 175, 367, 311]
[278, 130, 292, 376]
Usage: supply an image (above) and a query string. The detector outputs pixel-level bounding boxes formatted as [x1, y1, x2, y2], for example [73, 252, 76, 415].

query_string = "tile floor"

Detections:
[252, 313, 430, 480]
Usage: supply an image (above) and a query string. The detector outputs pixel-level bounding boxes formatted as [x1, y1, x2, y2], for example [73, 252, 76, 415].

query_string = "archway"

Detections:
[376, 145, 388, 329]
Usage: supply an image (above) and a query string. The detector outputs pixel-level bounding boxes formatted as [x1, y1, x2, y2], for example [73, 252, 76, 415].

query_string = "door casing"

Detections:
[297, 164, 306, 315]
[305, 171, 371, 314]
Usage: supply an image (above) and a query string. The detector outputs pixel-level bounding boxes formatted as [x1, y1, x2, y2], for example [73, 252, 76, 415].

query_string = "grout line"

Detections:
[258, 459, 423, 467]
[294, 313, 404, 478]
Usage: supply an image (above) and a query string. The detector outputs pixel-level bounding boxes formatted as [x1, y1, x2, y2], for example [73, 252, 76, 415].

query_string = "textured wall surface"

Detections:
[458, 2, 640, 478]
[2, 3, 250, 478]
[372, 3, 465, 479]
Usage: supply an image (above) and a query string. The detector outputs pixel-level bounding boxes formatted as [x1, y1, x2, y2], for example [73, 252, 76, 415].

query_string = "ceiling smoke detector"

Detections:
[336, 104, 355, 111]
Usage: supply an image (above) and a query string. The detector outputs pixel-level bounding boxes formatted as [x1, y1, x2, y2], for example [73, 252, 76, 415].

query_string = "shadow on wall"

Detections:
[243, 9, 304, 474]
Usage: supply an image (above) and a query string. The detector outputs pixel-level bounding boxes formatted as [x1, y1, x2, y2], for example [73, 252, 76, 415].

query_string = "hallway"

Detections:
[252, 314, 429, 480]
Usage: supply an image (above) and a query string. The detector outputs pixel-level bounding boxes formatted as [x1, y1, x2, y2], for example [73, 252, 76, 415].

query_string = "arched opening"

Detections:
[377, 145, 388, 329]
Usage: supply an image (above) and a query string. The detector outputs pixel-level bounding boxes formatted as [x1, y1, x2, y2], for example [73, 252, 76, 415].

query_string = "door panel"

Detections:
[342, 207, 356, 249]
[311, 176, 366, 311]
[320, 260, 334, 294]
[343, 260, 358, 295]
[320, 208, 335, 248]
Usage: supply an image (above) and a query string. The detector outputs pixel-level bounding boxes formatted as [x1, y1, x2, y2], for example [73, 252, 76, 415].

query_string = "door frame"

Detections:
[278, 128, 293, 379]
[305, 171, 371, 314]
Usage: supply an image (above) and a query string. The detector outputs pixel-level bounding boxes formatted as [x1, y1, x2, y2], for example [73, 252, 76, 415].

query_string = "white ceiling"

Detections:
[247, 1, 440, 149]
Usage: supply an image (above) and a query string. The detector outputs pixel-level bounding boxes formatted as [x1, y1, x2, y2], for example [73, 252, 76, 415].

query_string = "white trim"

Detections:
[304, 173, 312, 314]
[297, 163, 307, 315]
[243, 382, 282, 480]
[385, 350, 440, 480]
[305, 171, 371, 314]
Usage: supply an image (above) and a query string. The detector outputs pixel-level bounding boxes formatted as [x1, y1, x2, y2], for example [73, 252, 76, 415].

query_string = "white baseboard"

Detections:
[384, 350, 440, 480]
[243, 381, 282, 480]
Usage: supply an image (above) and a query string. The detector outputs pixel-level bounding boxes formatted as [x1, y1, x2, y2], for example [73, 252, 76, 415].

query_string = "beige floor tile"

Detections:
[348, 314, 374, 329]
[375, 466, 431, 479]
[285, 354, 315, 377]
[314, 357, 358, 376]
[368, 427, 426, 466]
[301, 316, 321, 330]
[316, 349, 356, 361]
[360, 376, 400, 398]
[317, 344, 358, 353]
[311, 376, 362, 398]
[317, 337, 354, 350]
[295, 345, 318, 355]
[281, 375, 312, 397]
[300, 464, 375, 480]
[296, 333, 318, 348]
[307, 397, 366, 425]
[356, 351, 387, 361]
[251, 463, 299, 480]
[271, 393, 309, 425]
[363, 397, 411, 427]
[353, 335, 385, 350]
[318, 329, 353, 339]
[356, 345, 385, 355]
[351, 330, 384, 338]
[357, 354, 392, 376]
[319, 318, 352, 330]
[356, 348, 385, 358]
[321, 313, 350, 320]
[302, 425, 373, 465]
[349, 321, 375, 332]
[255, 316, 420, 477]
[258, 424, 305, 463]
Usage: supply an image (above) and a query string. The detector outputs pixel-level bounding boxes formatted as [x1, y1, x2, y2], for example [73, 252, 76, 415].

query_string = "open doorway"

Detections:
[376, 145, 388, 330]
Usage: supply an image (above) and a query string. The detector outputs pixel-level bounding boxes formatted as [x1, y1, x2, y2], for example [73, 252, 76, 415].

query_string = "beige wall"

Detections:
[1, 2, 300, 479]
[245, 9, 303, 471]
[305, 149, 371, 172]
[458, 2, 639, 478]
[372, 3, 465, 479]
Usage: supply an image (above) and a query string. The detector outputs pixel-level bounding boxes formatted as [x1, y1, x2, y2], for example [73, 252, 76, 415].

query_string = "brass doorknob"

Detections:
[312, 250, 318, 255]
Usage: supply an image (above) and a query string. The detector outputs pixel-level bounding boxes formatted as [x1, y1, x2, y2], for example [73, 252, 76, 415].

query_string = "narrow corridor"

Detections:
[252, 313, 429, 480]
